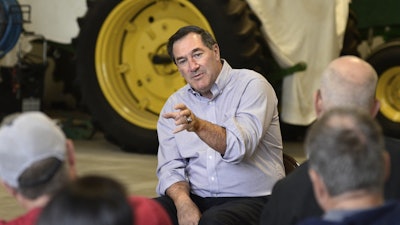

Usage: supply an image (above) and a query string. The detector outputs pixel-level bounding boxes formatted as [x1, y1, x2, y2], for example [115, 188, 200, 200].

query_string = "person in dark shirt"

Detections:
[297, 108, 400, 225]
[260, 55, 399, 225]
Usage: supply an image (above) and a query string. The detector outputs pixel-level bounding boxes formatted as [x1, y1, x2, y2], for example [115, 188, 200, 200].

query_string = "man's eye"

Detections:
[176, 59, 187, 65]
[193, 52, 202, 58]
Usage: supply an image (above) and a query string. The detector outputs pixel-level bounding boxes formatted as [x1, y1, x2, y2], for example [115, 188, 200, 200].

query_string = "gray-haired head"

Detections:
[305, 107, 385, 197]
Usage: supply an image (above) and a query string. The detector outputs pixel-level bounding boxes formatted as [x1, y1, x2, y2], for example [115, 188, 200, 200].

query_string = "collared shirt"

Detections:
[297, 201, 400, 225]
[323, 209, 365, 223]
[156, 60, 285, 197]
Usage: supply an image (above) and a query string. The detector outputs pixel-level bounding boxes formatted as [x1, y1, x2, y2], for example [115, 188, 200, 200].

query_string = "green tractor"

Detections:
[350, 0, 400, 141]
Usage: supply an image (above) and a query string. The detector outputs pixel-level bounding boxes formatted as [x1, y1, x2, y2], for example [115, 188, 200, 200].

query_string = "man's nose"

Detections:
[188, 58, 199, 71]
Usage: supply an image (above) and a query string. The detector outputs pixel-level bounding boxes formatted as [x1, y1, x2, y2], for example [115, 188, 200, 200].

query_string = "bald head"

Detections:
[316, 56, 379, 117]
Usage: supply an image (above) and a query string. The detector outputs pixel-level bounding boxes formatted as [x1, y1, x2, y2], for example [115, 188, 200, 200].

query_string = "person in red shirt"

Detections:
[0, 112, 171, 225]
[36, 175, 172, 225]
[0, 112, 77, 225]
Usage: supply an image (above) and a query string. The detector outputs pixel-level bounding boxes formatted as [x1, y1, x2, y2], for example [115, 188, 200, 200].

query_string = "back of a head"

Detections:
[305, 107, 385, 197]
[0, 112, 68, 199]
[37, 175, 133, 225]
[319, 56, 378, 111]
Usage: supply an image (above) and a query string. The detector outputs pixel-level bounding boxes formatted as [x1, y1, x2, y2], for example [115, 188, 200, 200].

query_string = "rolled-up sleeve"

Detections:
[222, 76, 276, 163]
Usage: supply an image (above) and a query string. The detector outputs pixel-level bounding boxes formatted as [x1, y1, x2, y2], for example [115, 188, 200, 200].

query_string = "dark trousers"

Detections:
[154, 194, 269, 225]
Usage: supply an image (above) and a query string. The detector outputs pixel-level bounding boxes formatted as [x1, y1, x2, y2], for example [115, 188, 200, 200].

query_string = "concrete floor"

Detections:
[0, 131, 305, 221]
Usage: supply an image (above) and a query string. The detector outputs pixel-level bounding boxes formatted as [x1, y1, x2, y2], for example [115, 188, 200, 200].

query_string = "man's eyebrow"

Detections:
[175, 47, 204, 61]
[191, 47, 202, 53]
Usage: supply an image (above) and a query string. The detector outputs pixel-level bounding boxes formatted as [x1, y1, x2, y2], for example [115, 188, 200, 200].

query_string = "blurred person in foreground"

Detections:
[155, 25, 285, 225]
[0, 112, 172, 225]
[260, 55, 400, 225]
[0, 112, 77, 225]
[36, 175, 133, 225]
[297, 107, 400, 225]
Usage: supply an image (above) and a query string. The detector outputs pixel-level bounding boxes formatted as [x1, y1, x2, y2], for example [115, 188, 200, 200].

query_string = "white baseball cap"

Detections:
[0, 112, 66, 188]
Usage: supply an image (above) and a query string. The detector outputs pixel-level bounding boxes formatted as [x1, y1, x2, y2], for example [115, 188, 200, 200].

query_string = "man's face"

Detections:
[173, 33, 221, 97]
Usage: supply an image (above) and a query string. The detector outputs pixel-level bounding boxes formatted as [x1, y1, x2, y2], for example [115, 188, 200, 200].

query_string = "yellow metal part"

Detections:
[95, 0, 213, 129]
[376, 66, 400, 122]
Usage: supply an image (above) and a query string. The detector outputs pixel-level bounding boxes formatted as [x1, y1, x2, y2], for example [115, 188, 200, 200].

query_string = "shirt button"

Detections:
[208, 155, 212, 159]
[211, 176, 215, 181]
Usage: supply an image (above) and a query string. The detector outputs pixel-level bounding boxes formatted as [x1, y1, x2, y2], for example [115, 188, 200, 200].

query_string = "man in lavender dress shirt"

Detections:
[155, 25, 285, 225]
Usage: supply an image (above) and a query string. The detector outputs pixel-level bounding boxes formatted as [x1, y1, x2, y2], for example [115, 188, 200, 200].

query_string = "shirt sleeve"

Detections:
[221, 74, 278, 163]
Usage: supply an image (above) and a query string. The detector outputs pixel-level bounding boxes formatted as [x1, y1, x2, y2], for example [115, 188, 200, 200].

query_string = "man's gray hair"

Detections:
[305, 107, 385, 197]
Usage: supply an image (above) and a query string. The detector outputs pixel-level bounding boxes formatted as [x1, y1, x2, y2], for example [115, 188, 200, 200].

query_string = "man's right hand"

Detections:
[175, 197, 201, 225]
[166, 181, 202, 225]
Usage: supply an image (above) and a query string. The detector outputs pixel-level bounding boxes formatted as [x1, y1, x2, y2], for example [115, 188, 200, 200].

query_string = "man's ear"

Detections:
[1, 181, 29, 209]
[371, 99, 381, 118]
[212, 44, 220, 60]
[66, 139, 77, 179]
[309, 168, 330, 211]
[314, 89, 323, 118]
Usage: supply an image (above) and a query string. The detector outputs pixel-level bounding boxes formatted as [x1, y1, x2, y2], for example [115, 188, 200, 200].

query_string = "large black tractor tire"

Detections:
[366, 40, 400, 139]
[76, 0, 271, 154]
[340, 9, 362, 57]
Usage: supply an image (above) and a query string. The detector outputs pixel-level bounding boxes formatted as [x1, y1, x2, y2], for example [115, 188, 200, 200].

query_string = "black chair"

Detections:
[283, 153, 299, 175]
